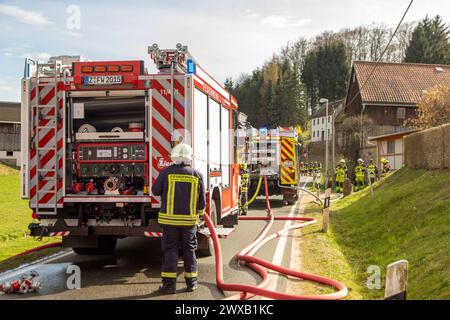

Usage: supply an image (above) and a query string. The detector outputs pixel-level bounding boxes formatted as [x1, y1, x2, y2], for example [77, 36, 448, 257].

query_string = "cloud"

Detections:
[0, 4, 51, 26]
[0, 80, 13, 93]
[260, 15, 311, 29]
[21, 52, 51, 61]
[291, 18, 312, 27]
[1, 47, 51, 61]
[244, 9, 259, 18]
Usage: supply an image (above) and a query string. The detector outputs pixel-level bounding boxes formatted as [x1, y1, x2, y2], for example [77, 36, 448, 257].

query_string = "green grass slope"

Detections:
[0, 163, 59, 263]
[330, 168, 450, 299]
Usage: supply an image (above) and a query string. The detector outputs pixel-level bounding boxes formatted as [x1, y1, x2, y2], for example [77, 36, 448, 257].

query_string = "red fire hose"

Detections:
[9, 242, 62, 260]
[205, 176, 348, 300]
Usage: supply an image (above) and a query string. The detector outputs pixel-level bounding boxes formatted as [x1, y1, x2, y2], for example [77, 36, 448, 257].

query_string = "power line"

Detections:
[346, 0, 414, 108]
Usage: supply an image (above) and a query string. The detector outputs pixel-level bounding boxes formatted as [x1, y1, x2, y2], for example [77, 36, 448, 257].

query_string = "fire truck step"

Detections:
[38, 147, 57, 151]
[37, 104, 57, 108]
[199, 227, 235, 239]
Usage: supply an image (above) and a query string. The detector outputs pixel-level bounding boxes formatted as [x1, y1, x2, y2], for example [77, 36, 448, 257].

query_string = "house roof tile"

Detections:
[353, 61, 450, 105]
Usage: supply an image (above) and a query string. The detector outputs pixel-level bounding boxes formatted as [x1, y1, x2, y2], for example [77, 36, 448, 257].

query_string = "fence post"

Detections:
[385, 260, 408, 300]
[322, 188, 331, 233]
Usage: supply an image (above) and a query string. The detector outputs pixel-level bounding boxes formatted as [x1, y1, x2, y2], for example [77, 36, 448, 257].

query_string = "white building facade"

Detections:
[311, 114, 332, 142]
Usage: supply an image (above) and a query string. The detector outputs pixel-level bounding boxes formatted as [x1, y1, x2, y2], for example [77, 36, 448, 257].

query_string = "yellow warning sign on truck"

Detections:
[280, 137, 298, 185]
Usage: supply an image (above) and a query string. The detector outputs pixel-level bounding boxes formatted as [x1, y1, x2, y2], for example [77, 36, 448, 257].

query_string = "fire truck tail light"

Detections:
[94, 65, 107, 72]
[107, 65, 120, 72]
[81, 66, 94, 73]
[121, 65, 133, 72]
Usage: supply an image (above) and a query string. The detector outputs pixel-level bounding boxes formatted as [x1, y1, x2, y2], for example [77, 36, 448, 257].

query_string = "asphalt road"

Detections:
[0, 177, 310, 300]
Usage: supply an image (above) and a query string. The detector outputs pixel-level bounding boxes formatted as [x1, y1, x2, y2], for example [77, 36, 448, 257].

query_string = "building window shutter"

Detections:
[397, 107, 406, 119]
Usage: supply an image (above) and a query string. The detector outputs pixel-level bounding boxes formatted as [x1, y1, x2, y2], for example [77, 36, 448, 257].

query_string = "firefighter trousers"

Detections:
[161, 226, 198, 289]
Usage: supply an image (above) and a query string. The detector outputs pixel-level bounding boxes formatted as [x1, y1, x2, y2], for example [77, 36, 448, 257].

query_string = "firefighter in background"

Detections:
[239, 163, 250, 215]
[152, 143, 206, 294]
[335, 159, 347, 193]
[381, 158, 390, 176]
[315, 161, 322, 174]
[354, 158, 366, 191]
[299, 162, 305, 176]
[367, 159, 378, 184]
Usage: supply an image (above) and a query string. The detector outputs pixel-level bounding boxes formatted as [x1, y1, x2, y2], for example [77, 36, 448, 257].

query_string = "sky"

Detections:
[0, 0, 449, 102]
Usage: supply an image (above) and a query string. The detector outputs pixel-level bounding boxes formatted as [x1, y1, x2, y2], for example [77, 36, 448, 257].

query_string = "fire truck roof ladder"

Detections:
[34, 61, 61, 215]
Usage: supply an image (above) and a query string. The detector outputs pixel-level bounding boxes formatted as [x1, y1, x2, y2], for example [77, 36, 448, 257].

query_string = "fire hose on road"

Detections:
[205, 176, 348, 300]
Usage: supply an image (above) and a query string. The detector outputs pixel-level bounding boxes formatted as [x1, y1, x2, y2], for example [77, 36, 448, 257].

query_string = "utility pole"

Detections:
[331, 107, 337, 190]
[320, 98, 329, 190]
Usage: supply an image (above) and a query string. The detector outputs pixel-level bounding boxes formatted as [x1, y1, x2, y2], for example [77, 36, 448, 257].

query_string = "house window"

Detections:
[313, 119, 315, 125]
[322, 118, 324, 124]
[321, 131, 325, 141]
[387, 140, 395, 154]
[6, 151, 13, 157]
[313, 131, 315, 138]
[397, 107, 406, 119]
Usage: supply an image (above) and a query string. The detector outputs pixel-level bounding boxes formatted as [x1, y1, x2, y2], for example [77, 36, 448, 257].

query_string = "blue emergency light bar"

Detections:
[187, 59, 196, 74]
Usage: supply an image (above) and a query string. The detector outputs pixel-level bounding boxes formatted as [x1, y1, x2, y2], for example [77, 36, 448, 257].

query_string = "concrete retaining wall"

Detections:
[404, 123, 450, 169]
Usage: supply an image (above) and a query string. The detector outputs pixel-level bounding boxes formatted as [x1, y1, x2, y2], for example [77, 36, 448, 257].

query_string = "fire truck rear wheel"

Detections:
[72, 236, 118, 255]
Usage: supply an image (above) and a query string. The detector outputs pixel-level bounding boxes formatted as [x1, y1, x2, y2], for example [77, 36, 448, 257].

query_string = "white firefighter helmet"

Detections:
[171, 143, 193, 164]
[357, 158, 364, 164]
[339, 159, 346, 164]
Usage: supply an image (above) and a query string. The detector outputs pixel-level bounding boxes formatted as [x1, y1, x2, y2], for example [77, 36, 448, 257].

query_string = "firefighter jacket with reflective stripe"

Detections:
[367, 164, 378, 176]
[335, 165, 348, 181]
[152, 164, 206, 227]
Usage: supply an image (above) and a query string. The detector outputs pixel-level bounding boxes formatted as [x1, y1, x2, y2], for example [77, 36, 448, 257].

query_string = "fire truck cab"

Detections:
[20, 43, 239, 256]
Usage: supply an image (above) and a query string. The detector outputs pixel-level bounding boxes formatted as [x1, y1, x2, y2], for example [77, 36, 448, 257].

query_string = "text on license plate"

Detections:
[84, 75, 122, 85]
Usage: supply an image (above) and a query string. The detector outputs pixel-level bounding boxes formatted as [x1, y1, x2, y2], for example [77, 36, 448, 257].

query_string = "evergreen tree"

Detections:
[302, 38, 350, 113]
[224, 77, 234, 92]
[405, 15, 450, 64]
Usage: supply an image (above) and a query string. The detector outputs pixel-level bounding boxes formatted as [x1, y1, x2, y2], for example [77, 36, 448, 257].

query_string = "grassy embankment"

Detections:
[0, 163, 61, 272]
[295, 168, 450, 299]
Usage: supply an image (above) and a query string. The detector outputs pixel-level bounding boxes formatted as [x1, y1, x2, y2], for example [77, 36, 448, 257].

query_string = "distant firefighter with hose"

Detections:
[152, 143, 206, 294]
[335, 159, 347, 193]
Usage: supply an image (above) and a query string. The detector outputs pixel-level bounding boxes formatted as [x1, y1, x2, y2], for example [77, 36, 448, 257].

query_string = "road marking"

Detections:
[263, 177, 310, 296]
[0, 250, 73, 282]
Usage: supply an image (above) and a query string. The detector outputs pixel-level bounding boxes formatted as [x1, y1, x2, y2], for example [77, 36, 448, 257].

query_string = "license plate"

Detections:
[84, 75, 122, 85]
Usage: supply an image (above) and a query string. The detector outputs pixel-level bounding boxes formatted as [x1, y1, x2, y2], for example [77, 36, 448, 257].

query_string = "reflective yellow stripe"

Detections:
[198, 209, 205, 216]
[190, 179, 198, 218]
[161, 272, 177, 278]
[184, 271, 198, 278]
[158, 217, 198, 226]
[159, 213, 198, 221]
[166, 180, 174, 215]
[168, 174, 199, 183]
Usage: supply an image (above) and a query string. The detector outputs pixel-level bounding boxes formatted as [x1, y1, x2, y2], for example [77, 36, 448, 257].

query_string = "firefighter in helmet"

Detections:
[239, 162, 250, 215]
[152, 143, 206, 294]
[299, 161, 305, 176]
[335, 159, 347, 193]
[354, 158, 366, 191]
[381, 158, 390, 176]
[367, 159, 378, 184]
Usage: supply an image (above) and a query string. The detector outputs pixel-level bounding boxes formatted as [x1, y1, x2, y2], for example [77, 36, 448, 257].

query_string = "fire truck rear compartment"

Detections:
[67, 95, 148, 199]
[72, 96, 145, 133]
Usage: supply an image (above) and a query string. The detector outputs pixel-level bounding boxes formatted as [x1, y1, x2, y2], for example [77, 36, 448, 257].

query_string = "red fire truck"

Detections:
[20, 43, 239, 256]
